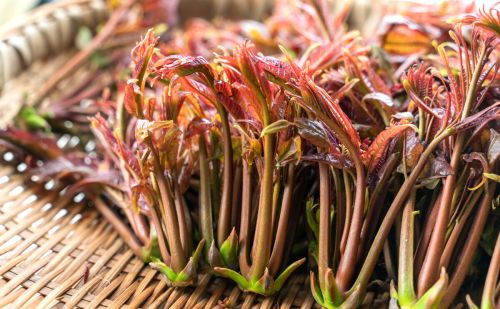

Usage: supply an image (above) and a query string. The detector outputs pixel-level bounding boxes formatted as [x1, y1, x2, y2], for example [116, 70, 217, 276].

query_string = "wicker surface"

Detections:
[0, 164, 319, 308]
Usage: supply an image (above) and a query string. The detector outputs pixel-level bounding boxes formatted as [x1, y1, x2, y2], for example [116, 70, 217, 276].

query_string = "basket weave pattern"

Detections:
[0, 164, 320, 308]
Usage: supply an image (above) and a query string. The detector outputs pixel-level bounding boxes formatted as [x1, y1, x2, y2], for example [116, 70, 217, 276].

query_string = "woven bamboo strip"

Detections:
[144, 277, 169, 306]
[222, 284, 240, 307]
[0, 51, 74, 126]
[202, 280, 227, 308]
[24, 294, 45, 308]
[9, 257, 72, 308]
[59, 229, 117, 280]
[0, 166, 13, 176]
[0, 287, 26, 307]
[299, 277, 316, 309]
[184, 273, 212, 308]
[0, 192, 70, 245]
[25, 212, 98, 264]
[123, 284, 155, 309]
[0, 253, 32, 277]
[147, 289, 173, 309]
[107, 280, 140, 308]
[0, 178, 24, 198]
[42, 221, 107, 275]
[131, 267, 157, 298]
[115, 258, 144, 295]
[171, 291, 191, 308]
[4, 203, 84, 258]
[279, 275, 301, 309]
[0, 186, 47, 225]
[86, 274, 125, 308]
[88, 240, 124, 280]
[0, 252, 52, 297]
[64, 275, 103, 308]
[94, 248, 134, 291]
[35, 261, 97, 308]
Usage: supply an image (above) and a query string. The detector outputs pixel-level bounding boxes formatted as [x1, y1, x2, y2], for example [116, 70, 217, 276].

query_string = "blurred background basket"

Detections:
[0, 0, 393, 307]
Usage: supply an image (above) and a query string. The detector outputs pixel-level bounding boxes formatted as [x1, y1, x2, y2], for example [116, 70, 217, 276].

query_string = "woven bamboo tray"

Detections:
[0, 1, 391, 307]
[0, 164, 318, 308]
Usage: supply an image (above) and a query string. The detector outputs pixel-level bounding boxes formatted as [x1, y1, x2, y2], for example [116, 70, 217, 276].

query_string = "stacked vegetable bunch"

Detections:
[1, 1, 499, 307]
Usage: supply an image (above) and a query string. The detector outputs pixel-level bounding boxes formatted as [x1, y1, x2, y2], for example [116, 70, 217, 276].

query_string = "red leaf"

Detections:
[158, 55, 213, 80]
[402, 65, 441, 118]
[131, 29, 158, 78]
[116, 138, 142, 178]
[257, 56, 295, 81]
[123, 81, 142, 117]
[185, 117, 213, 139]
[363, 124, 417, 173]
[427, 155, 453, 179]
[453, 102, 500, 133]
[0, 127, 63, 160]
[294, 118, 331, 151]
[308, 78, 361, 149]
[233, 82, 262, 123]
[135, 119, 175, 145]
[31, 157, 94, 181]
[300, 153, 352, 169]
[131, 29, 158, 64]
[91, 115, 141, 178]
[215, 80, 246, 120]
[72, 171, 124, 192]
[403, 131, 424, 169]
[183, 78, 216, 103]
